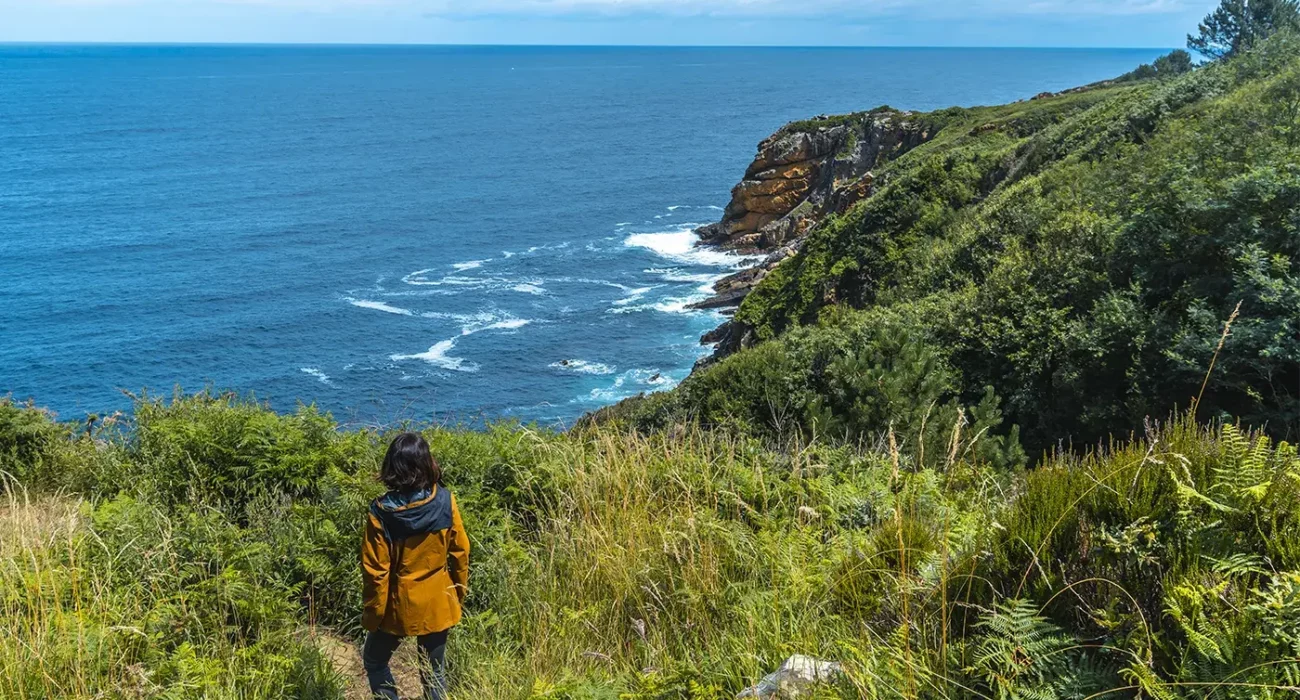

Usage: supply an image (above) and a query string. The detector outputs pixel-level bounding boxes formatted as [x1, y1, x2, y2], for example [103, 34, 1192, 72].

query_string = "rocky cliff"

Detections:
[697, 109, 932, 256]
[690, 108, 939, 343]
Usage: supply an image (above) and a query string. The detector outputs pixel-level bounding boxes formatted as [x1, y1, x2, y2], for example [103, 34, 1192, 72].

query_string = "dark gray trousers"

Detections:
[362, 629, 449, 700]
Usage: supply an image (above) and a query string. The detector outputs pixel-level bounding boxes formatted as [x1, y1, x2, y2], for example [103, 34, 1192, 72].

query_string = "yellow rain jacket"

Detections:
[361, 484, 470, 636]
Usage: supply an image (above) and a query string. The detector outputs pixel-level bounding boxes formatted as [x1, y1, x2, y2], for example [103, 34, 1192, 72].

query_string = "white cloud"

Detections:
[34, 0, 1198, 17]
[434, 0, 1196, 18]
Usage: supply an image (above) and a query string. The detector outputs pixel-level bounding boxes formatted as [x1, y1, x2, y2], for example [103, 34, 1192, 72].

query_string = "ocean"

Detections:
[0, 44, 1166, 426]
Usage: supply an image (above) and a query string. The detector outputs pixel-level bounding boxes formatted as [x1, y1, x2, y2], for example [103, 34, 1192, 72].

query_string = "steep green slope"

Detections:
[616, 35, 1300, 452]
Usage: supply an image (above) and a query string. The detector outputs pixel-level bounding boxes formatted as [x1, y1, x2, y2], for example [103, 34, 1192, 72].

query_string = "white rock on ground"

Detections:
[736, 655, 843, 698]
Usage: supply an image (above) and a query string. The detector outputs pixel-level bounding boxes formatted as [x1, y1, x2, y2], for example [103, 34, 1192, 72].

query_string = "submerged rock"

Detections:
[736, 655, 844, 698]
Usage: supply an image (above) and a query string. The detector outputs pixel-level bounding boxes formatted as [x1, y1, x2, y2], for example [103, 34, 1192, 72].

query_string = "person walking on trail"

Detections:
[362, 433, 470, 700]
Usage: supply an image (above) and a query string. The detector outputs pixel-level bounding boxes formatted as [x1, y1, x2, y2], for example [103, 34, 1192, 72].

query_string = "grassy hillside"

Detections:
[609, 33, 1300, 454]
[4, 393, 1300, 699]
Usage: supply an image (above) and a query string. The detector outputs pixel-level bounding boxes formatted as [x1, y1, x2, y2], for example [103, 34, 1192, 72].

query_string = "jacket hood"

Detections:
[371, 484, 453, 542]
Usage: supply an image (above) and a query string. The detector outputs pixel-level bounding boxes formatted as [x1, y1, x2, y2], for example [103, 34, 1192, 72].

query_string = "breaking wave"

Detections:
[347, 298, 415, 316]
[389, 339, 478, 373]
[550, 359, 616, 375]
[300, 368, 336, 386]
[623, 225, 756, 268]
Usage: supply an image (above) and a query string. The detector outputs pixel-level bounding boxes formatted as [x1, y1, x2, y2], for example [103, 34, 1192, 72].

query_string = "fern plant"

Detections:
[968, 599, 1080, 700]
[1213, 424, 1276, 507]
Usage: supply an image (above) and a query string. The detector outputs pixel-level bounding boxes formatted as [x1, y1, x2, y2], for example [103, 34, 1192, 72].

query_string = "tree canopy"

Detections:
[1188, 0, 1300, 59]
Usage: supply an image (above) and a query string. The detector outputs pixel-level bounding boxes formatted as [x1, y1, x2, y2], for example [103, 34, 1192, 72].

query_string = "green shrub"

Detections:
[1117, 49, 1195, 83]
[127, 391, 371, 515]
[608, 314, 1025, 471]
[0, 398, 68, 486]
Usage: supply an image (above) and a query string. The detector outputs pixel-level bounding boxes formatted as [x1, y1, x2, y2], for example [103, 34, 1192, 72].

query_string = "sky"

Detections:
[0, 0, 1215, 47]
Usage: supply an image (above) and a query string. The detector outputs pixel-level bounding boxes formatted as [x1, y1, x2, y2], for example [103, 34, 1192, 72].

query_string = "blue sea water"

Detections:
[0, 44, 1166, 426]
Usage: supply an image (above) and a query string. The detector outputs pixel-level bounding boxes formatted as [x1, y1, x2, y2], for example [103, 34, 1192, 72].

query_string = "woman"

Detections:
[362, 433, 470, 700]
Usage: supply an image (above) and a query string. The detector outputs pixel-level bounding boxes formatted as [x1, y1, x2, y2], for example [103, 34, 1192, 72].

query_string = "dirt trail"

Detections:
[311, 629, 424, 700]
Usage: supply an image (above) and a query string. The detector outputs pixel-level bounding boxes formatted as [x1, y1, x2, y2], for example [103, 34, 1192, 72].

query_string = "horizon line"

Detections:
[0, 40, 1175, 51]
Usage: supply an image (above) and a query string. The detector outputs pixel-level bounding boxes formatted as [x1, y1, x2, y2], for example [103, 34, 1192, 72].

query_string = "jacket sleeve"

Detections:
[448, 494, 470, 604]
[361, 509, 391, 630]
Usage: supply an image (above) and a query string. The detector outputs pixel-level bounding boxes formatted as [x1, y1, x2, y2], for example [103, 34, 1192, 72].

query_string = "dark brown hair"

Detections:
[380, 432, 441, 492]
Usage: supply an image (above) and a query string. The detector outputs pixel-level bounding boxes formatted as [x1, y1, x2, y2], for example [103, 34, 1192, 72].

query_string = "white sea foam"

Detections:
[515, 242, 570, 256]
[402, 270, 491, 289]
[658, 269, 721, 284]
[441, 276, 486, 286]
[583, 368, 678, 402]
[457, 313, 534, 336]
[452, 259, 488, 271]
[478, 318, 532, 333]
[300, 368, 336, 386]
[612, 286, 654, 306]
[653, 297, 697, 314]
[550, 359, 616, 375]
[623, 226, 757, 268]
[649, 268, 726, 294]
[402, 269, 442, 286]
[347, 298, 415, 316]
[587, 376, 627, 402]
[390, 312, 533, 371]
[608, 303, 648, 315]
[390, 339, 479, 372]
[553, 277, 662, 299]
[624, 229, 696, 257]
[376, 289, 456, 297]
[609, 295, 707, 315]
[562, 277, 631, 291]
[403, 267, 551, 296]
[420, 310, 463, 321]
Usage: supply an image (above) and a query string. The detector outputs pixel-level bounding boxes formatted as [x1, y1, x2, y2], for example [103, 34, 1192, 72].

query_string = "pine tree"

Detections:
[1188, 0, 1300, 60]
[1153, 49, 1194, 75]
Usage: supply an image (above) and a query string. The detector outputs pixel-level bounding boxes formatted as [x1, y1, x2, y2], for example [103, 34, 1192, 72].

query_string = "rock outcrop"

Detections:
[690, 108, 937, 317]
[697, 109, 931, 256]
[736, 655, 844, 698]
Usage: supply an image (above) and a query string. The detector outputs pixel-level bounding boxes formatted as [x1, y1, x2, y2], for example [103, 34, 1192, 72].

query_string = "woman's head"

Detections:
[380, 432, 442, 492]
